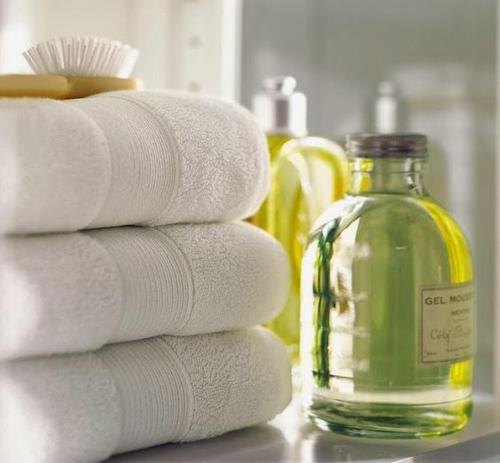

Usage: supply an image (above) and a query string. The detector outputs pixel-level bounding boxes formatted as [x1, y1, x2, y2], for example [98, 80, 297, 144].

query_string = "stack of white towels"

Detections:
[0, 91, 292, 463]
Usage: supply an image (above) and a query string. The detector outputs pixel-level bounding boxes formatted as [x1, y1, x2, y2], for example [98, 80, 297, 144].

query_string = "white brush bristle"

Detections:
[23, 36, 139, 78]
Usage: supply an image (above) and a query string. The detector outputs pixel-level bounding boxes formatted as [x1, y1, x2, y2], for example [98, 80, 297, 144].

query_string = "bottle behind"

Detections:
[371, 80, 406, 134]
[251, 77, 347, 363]
[301, 133, 475, 438]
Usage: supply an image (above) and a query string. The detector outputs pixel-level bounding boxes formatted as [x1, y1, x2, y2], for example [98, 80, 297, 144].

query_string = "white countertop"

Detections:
[110, 393, 499, 463]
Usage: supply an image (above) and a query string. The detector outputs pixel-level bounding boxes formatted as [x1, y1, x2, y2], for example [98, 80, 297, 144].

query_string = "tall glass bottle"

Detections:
[301, 133, 474, 438]
[252, 77, 347, 363]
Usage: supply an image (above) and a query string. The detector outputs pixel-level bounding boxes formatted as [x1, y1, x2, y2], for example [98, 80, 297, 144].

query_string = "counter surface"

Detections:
[110, 393, 499, 462]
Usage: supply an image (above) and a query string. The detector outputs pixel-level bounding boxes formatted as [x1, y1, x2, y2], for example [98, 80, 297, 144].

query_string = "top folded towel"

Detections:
[0, 90, 269, 234]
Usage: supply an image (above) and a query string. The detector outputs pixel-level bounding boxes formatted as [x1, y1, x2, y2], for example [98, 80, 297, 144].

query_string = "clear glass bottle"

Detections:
[251, 77, 347, 363]
[301, 133, 474, 438]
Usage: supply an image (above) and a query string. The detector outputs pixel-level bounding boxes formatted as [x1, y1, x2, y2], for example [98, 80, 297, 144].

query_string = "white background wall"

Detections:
[0, 0, 240, 98]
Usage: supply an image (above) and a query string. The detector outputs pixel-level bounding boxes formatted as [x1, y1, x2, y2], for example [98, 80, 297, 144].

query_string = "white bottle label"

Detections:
[419, 282, 475, 365]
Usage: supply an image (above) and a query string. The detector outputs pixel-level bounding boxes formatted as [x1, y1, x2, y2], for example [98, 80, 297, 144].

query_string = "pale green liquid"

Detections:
[301, 187, 473, 438]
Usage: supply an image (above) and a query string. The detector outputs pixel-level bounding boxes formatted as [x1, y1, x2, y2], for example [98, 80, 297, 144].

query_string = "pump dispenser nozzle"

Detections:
[252, 76, 307, 137]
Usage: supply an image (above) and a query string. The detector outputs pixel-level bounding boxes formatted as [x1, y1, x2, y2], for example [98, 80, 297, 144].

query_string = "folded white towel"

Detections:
[0, 221, 289, 359]
[0, 327, 291, 463]
[0, 90, 269, 234]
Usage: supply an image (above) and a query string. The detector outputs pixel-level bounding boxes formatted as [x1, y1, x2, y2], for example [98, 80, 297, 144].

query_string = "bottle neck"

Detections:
[348, 157, 428, 196]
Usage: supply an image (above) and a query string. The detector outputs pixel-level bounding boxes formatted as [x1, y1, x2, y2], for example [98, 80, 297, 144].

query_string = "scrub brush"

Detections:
[0, 36, 142, 99]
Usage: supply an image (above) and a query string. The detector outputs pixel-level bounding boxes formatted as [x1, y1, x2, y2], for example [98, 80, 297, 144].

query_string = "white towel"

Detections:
[0, 221, 289, 359]
[0, 90, 269, 234]
[0, 327, 292, 463]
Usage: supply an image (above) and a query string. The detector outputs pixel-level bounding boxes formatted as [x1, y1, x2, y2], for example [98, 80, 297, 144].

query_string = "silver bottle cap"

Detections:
[346, 133, 428, 158]
[252, 76, 307, 137]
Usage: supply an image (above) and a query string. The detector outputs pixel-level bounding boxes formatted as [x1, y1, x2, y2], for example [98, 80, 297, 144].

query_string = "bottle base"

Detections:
[307, 396, 472, 439]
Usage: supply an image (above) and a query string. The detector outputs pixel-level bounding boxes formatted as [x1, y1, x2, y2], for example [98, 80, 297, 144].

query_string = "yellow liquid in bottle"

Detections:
[251, 135, 347, 363]
[419, 199, 473, 392]
[301, 158, 474, 437]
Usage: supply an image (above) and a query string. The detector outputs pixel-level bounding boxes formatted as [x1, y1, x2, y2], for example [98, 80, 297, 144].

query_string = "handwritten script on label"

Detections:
[420, 282, 475, 364]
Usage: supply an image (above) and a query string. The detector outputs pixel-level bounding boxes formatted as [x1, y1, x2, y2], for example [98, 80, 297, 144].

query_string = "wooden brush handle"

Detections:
[64, 75, 142, 98]
[0, 74, 142, 99]
[0, 74, 68, 98]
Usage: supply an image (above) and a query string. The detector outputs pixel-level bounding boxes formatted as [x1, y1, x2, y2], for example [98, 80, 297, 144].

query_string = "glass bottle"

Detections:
[301, 133, 474, 438]
[251, 76, 347, 363]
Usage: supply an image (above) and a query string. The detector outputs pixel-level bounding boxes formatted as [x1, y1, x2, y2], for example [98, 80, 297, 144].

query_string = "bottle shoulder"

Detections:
[275, 136, 346, 171]
[279, 136, 344, 157]
[305, 193, 473, 284]
[310, 194, 469, 250]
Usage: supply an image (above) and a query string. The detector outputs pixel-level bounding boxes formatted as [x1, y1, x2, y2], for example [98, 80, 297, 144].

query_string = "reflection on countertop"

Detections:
[109, 393, 500, 463]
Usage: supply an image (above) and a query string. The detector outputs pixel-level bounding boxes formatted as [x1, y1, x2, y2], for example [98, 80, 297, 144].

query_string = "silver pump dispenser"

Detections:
[252, 76, 307, 137]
